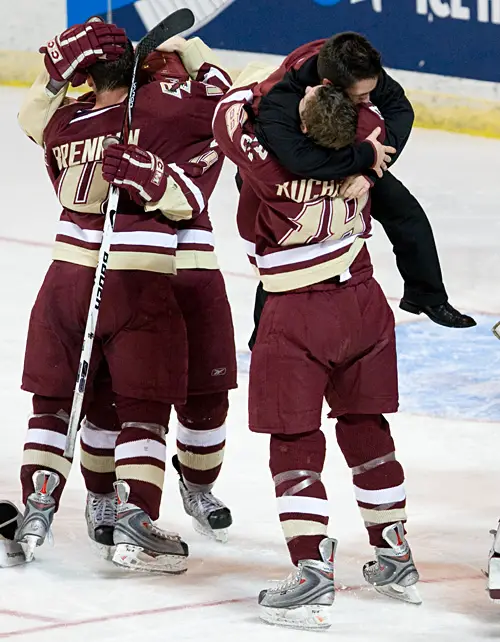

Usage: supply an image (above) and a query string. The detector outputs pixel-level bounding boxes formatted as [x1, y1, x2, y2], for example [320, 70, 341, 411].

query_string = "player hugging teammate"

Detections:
[213, 52, 421, 628]
[0, 19, 236, 574]
[0, 14, 494, 632]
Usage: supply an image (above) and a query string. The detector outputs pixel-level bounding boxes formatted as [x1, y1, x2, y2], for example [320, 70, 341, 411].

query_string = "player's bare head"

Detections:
[299, 85, 357, 149]
[87, 39, 134, 93]
[318, 32, 381, 103]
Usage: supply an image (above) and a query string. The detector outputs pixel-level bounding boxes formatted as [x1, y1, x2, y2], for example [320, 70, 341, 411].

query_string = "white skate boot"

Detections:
[363, 522, 421, 605]
[487, 520, 500, 599]
[15, 471, 59, 562]
[112, 480, 188, 574]
[85, 491, 116, 560]
[173, 455, 232, 543]
[258, 538, 336, 630]
[0, 500, 27, 567]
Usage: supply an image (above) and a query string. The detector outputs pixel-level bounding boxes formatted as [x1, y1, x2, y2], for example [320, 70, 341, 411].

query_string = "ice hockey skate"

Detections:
[112, 480, 188, 574]
[363, 522, 421, 605]
[85, 491, 116, 560]
[15, 470, 59, 562]
[487, 520, 500, 599]
[0, 500, 27, 567]
[258, 538, 336, 630]
[173, 455, 232, 543]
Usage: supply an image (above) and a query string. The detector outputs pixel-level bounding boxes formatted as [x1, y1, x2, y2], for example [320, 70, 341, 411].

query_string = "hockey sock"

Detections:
[80, 365, 121, 494]
[80, 418, 119, 495]
[21, 395, 74, 509]
[270, 430, 328, 566]
[114, 396, 171, 521]
[336, 414, 407, 547]
[175, 392, 228, 488]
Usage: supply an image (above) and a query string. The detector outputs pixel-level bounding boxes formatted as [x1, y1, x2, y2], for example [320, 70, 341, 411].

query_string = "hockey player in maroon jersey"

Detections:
[4, 21, 232, 573]
[80, 37, 237, 554]
[214, 69, 420, 628]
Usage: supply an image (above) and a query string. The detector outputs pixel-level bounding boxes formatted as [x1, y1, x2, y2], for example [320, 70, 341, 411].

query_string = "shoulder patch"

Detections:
[206, 85, 225, 97]
[225, 103, 246, 141]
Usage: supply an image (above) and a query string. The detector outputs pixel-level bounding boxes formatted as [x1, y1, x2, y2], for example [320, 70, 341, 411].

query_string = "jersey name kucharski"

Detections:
[276, 178, 339, 202]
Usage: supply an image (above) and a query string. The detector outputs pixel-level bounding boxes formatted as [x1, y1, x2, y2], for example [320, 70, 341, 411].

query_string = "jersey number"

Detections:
[279, 195, 367, 247]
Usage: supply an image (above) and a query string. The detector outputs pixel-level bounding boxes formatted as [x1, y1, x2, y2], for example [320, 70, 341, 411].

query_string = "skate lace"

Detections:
[90, 494, 116, 527]
[149, 522, 181, 542]
[187, 488, 224, 517]
[272, 566, 302, 592]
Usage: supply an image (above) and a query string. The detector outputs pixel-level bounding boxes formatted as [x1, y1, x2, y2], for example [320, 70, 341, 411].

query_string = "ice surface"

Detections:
[0, 85, 499, 641]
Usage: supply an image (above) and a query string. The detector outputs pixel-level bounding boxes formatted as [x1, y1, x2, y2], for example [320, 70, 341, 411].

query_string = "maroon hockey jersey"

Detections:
[18, 39, 231, 273]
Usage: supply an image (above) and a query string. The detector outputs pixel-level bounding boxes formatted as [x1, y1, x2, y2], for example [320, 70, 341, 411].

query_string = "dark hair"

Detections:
[87, 39, 134, 92]
[302, 85, 357, 149]
[317, 32, 382, 88]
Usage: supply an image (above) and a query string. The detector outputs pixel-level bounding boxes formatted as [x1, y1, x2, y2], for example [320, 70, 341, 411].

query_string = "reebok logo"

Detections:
[211, 367, 227, 377]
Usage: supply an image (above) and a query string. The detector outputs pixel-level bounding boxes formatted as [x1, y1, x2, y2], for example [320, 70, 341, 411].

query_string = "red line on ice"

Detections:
[0, 596, 253, 639]
[0, 236, 53, 250]
[0, 573, 485, 638]
[0, 234, 497, 315]
[0, 610, 63, 624]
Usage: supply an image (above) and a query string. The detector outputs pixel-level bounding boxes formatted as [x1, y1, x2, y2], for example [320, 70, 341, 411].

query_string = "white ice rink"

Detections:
[1, 84, 500, 641]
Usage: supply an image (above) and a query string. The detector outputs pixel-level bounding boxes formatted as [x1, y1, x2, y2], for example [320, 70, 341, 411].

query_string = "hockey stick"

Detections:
[63, 8, 195, 458]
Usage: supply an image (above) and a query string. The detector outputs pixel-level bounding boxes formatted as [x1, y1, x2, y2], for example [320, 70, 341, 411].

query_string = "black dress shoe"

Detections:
[399, 299, 477, 328]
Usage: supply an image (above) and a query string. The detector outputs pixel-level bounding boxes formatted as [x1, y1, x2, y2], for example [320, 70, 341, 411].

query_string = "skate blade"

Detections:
[374, 582, 422, 605]
[192, 517, 228, 544]
[259, 604, 332, 630]
[487, 557, 500, 599]
[0, 540, 27, 568]
[89, 539, 115, 562]
[18, 535, 39, 563]
[112, 543, 187, 575]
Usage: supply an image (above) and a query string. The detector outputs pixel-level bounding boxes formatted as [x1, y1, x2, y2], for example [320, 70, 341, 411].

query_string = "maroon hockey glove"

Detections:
[102, 144, 167, 206]
[40, 22, 127, 87]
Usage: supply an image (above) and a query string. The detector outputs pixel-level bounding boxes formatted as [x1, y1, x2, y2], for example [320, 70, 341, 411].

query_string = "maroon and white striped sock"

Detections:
[270, 430, 328, 565]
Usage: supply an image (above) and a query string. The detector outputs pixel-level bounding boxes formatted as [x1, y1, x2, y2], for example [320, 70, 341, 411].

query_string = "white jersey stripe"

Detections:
[57, 220, 103, 243]
[176, 229, 215, 246]
[112, 230, 177, 249]
[169, 163, 205, 213]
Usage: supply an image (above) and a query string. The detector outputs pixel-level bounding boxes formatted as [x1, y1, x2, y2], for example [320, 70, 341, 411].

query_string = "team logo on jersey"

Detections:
[160, 79, 192, 99]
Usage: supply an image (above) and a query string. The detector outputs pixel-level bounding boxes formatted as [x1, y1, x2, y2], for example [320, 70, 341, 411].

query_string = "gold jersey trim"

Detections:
[176, 250, 219, 270]
[260, 237, 365, 293]
[52, 241, 176, 274]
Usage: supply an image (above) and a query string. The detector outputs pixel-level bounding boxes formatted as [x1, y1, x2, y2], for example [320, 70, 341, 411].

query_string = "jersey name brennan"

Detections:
[52, 129, 140, 170]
